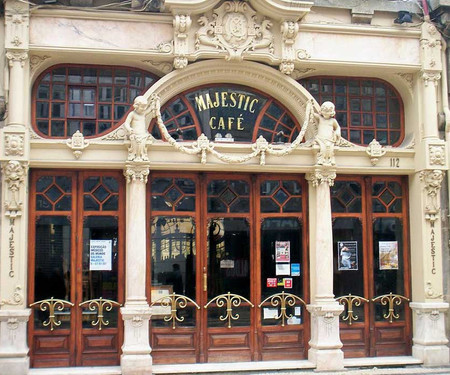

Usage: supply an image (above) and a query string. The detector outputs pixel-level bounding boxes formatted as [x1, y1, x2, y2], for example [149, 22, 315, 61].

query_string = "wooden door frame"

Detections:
[28, 169, 125, 368]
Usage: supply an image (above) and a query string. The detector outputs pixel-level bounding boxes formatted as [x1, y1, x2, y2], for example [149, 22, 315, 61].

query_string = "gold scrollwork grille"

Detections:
[30, 297, 74, 331]
[372, 292, 409, 323]
[79, 297, 122, 331]
[258, 292, 306, 327]
[205, 292, 254, 328]
[150, 293, 200, 329]
[336, 294, 369, 325]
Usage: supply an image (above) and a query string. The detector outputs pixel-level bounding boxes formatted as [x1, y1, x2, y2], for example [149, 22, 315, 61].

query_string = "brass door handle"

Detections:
[203, 268, 207, 292]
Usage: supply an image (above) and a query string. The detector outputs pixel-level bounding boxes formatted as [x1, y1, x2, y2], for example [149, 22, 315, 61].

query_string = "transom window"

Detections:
[149, 85, 301, 143]
[300, 77, 404, 146]
[33, 65, 157, 138]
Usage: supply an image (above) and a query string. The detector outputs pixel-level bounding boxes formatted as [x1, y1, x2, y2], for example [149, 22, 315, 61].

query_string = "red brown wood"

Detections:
[28, 170, 125, 368]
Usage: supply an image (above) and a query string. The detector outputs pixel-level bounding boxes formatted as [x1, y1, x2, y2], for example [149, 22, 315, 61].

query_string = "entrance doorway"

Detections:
[28, 170, 124, 367]
[148, 173, 309, 363]
[332, 176, 411, 357]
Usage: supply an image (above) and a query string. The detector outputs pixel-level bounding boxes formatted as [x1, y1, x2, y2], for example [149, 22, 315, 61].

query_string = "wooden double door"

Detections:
[332, 176, 412, 358]
[28, 170, 124, 368]
[148, 173, 309, 363]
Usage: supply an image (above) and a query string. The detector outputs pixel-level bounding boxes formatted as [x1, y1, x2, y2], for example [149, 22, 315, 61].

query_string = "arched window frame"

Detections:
[149, 83, 302, 144]
[32, 64, 158, 139]
[299, 76, 405, 147]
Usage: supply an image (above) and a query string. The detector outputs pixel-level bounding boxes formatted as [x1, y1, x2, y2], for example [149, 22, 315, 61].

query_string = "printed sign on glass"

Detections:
[379, 241, 399, 270]
[337, 241, 358, 271]
[275, 241, 290, 263]
[89, 239, 112, 271]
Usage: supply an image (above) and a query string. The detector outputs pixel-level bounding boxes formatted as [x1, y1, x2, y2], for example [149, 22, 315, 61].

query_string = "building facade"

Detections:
[0, 0, 449, 374]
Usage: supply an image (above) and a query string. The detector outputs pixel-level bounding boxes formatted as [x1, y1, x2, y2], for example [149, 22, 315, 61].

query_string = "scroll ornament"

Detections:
[151, 94, 314, 165]
[419, 169, 444, 222]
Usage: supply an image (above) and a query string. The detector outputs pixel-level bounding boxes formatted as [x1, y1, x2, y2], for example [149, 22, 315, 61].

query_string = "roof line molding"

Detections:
[164, 0, 314, 74]
[164, 0, 313, 20]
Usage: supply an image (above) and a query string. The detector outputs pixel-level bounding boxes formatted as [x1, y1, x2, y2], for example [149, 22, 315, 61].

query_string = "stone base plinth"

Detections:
[410, 302, 449, 366]
[121, 354, 152, 375]
[121, 305, 152, 375]
[0, 309, 31, 375]
[307, 303, 344, 371]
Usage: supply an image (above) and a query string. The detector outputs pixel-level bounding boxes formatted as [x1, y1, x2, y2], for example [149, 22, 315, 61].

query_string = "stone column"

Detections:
[409, 170, 449, 365]
[306, 167, 344, 371]
[121, 162, 152, 375]
[0, 2, 31, 375]
[407, 18, 450, 366]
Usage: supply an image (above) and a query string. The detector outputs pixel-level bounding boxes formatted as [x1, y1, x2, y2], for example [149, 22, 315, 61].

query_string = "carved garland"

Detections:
[152, 94, 313, 165]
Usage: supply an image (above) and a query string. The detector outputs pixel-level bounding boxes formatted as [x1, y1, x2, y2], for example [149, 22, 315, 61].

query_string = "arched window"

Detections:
[32, 65, 158, 138]
[149, 84, 301, 143]
[300, 77, 404, 146]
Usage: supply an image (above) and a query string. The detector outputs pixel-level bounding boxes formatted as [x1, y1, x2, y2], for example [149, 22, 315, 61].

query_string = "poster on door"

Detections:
[379, 241, 399, 270]
[89, 239, 112, 271]
[275, 241, 290, 262]
[337, 241, 358, 271]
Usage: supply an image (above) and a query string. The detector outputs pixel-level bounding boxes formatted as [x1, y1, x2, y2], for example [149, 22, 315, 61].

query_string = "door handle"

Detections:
[203, 267, 207, 292]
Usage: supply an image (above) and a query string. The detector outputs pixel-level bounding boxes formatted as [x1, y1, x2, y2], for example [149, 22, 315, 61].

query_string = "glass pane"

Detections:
[52, 85, 66, 100]
[34, 216, 71, 329]
[69, 88, 81, 101]
[37, 102, 49, 118]
[52, 103, 65, 118]
[333, 218, 364, 298]
[83, 68, 97, 84]
[37, 84, 50, 99]
[99, 87, 112, 101]
[51, 121, 65, 137]
[207, 218, 250, 300]
[151, 217, 196, 300]
[260, 218, 302, 300]
[373, 218, 404, 321]
[68, 68, 82, 83]
[99, 70, 113, 84]
[82, 216, 119, 328]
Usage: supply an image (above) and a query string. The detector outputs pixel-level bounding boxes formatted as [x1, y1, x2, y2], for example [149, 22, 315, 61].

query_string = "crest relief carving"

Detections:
[2, 160, 28, 218]
[195, 1, 274, 61]
[419, 169, 444, 222]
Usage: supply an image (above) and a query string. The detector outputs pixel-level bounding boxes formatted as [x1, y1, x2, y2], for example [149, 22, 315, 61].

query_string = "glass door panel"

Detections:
[207, 218, 250, 300]
[81, 216, 119, 329]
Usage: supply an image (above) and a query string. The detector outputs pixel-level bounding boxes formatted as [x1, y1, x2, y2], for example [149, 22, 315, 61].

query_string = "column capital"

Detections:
[420, 70, 441, 87]
[124, 162, 150, 184]
[306, 167, 336, 187]
[6, 51, 28, 68]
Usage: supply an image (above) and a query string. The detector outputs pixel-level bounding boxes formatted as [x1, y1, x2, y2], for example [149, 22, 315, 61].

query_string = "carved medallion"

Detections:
[4, 134, 24, 157]
[196, 1, 274, 61]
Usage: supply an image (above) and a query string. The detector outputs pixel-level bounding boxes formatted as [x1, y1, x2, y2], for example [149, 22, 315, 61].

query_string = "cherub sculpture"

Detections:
[313, 101, 341, 166]
[124, 96, 152, 162]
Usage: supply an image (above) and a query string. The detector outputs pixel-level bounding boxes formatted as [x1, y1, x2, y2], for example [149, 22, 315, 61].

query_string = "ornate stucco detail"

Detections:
[425, 281, 443, 300]
[395, 73, 414, 92]
[124, 163, 150, 184]
[0, 285, 24, 306]
[4, 134, 24, 157]
[65, 130, 90, 159]
[102, 127, 127, 141]
[173, 14, 192, 69]
[429, 144, 446, 166]
[419, 169, 444, 222]
[30, 55, 51, 74]
[421, 71, 441, 87]
[195, 1, 274, 61]
[142, 60, 173, 75]
[152, 94, 313, 165]
[279, 21, 298, 75]
[306, 168, 337, 187]
[6, 51, 28, 68]
[157, 40, 174, 54]
[5, 7, 29, 50]
[366, 139, 386, 166]
[420, 20, 442, 72]
[2, 160, 28, 218]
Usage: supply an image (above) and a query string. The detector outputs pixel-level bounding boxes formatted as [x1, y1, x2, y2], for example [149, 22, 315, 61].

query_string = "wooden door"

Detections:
[28, 170, 124, 368]
[149, 172, 308, 364]
[332, 176, 411, 358]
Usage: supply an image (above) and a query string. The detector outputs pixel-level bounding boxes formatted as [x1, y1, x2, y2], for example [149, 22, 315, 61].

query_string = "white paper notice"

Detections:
[295, 306, 302, 316]
[276, 263, 290, 276]
[89, 240, 112, 271]
[263, 308, 279, 319]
